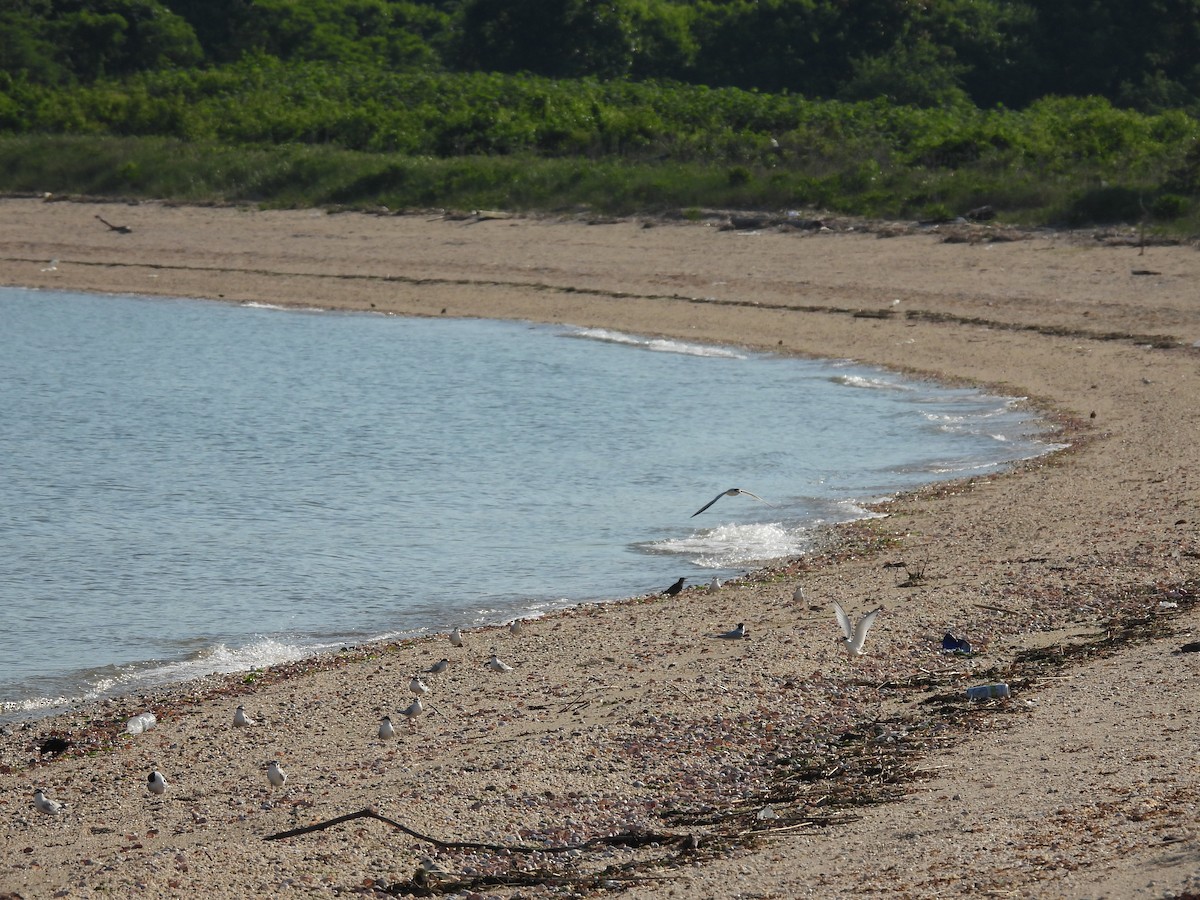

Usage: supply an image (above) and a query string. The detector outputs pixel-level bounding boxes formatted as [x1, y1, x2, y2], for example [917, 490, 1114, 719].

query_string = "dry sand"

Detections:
[1, 197, 1199, 899]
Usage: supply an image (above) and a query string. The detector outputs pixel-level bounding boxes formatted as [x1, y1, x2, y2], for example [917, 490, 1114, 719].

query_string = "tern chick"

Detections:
[691, 488, 776, 518]
[833, 600, 883, 657]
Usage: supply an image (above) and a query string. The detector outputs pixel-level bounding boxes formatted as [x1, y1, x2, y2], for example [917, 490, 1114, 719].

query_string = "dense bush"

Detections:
[4, 0, 1200, 113]
[1, 2, 1198, 230]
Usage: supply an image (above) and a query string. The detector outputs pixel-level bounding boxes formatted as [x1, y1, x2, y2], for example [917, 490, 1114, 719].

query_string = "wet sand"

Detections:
[1, 197, 1199, 898]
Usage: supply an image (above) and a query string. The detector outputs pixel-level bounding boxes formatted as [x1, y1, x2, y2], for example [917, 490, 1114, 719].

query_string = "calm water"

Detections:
[0, 287, 1058, 719]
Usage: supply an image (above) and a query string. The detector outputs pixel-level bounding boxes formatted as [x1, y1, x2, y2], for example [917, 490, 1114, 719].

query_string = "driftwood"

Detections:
[393, 864, 678, 897]
[264, 806, 696, 854]
[265, 807, 699, 897]
[95, 215, 132, 234]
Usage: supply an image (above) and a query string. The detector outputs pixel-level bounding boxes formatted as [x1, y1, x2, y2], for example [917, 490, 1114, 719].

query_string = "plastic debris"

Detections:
[965, 683, 1009, 701]
[125, 712, 157, 735]
[942, 632, 972, 654]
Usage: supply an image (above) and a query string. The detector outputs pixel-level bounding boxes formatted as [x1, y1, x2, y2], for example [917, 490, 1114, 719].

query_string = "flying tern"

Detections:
[833, 600, 883, 657]
[691, 488, 776, 518]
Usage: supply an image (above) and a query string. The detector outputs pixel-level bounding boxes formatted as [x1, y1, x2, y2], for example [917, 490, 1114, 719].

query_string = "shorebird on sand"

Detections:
[717, 622, 748, 639]
[426, 658, 450, 674]
[33, 789, 63, 815]
[379, 716, 395, 739]
[487, 652, 513, 673]
[662, 577, 686, 596]
[147, 770, 167, 795]
[449, 628, 464, 647]
[400, 696, 424, 725]
[232, 705, 254, 727]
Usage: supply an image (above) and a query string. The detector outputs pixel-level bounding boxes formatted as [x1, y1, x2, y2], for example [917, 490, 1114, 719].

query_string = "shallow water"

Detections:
[0, 287, 1059, 719]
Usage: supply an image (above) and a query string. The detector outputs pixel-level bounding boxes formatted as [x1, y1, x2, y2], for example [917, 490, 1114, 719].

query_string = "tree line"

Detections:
[4, 0, 1200, 114]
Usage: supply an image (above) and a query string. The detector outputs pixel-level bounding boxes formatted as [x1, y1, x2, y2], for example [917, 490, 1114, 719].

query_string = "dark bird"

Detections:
[662, 577, 687, 596]
[95, 215, 132, 234]
[691, 488, 776, 518]
[38, 736, 71, 756]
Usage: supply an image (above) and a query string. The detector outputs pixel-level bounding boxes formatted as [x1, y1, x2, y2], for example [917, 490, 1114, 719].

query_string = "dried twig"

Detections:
[974, 602, 1023, 615]
[558, 685, 594, 714]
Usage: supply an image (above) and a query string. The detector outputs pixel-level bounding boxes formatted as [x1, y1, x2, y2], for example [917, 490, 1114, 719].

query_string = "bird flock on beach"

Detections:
[27, 486, 892, 820]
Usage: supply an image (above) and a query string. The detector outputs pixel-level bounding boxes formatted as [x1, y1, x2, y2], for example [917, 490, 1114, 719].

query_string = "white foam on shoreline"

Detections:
[0, 637, 329, 721]
[830, 372, 915, 391]
[563, 327, 748, 358]
[643, 522, 816, 568]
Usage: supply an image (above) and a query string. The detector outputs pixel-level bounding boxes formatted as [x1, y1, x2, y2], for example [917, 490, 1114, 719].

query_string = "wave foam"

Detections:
[645, 522, 813, 568]
[830, 373, 912, 391]
[564, 327, 747, 359]
[150, 636, 319, 682]
[240, 301, 326, 314]
[1, 636, 321, 721]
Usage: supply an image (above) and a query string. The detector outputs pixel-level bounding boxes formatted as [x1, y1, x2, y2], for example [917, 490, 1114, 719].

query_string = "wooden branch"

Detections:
[264, 807, 536, 849]
[263, 806, 695, 854]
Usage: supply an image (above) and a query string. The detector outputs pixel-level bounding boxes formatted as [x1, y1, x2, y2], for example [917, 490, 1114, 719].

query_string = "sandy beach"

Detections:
[2, 196, 1199, 899]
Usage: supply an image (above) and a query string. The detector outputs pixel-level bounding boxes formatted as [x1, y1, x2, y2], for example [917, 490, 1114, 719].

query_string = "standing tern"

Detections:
[147, 770, 168, 795]
[33, 789, 63, 815]
[400, 696, 425, 725]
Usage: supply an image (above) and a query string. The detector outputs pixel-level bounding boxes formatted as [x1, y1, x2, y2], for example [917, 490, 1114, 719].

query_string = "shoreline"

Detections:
[2, 197, 1199, 898]
[0, 311, 1064, 728]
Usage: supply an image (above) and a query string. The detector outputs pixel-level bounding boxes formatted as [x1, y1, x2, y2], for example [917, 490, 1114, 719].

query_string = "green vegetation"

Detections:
[2, 0, 1199, 231]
